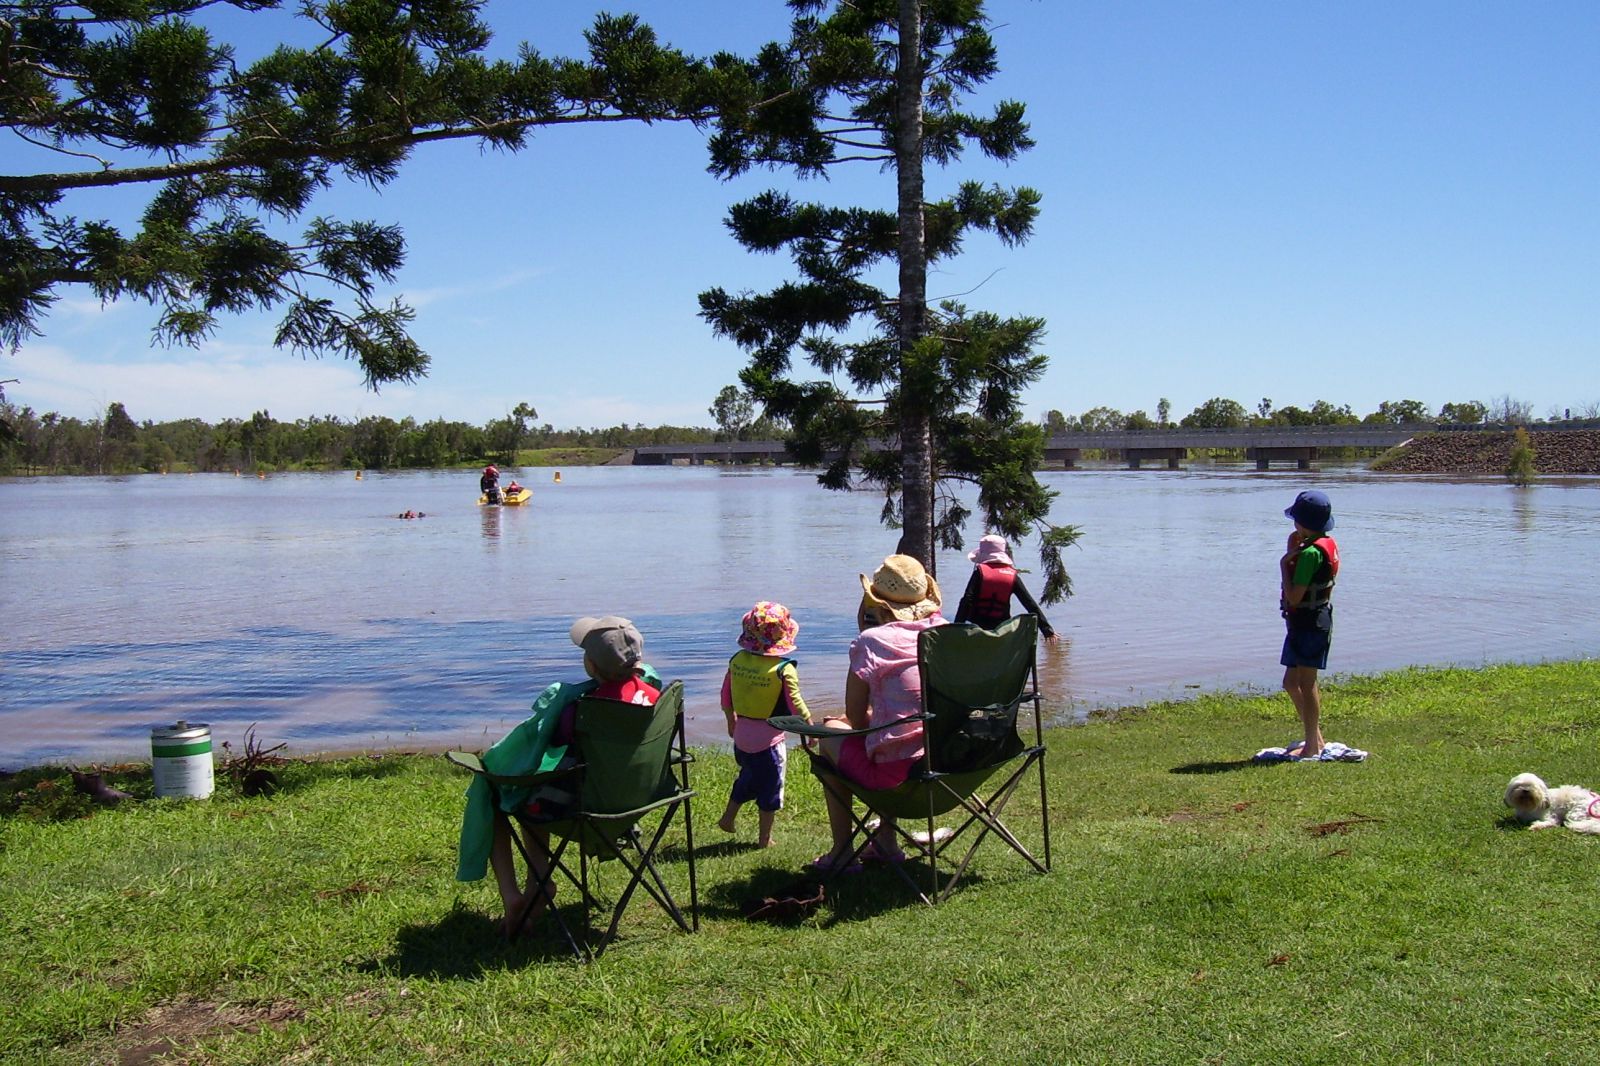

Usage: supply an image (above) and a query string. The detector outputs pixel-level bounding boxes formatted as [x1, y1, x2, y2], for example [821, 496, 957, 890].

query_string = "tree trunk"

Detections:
[893, 0, 934, 569]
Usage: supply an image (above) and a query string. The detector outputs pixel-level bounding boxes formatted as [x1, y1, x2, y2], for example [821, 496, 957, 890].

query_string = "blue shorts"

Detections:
[731, 745, 786, 812]
[1281, 607, 1332, 670]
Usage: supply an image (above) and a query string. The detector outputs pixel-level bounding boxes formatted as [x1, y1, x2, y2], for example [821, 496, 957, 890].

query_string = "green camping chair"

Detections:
[447, 680, 698, 958]
[773, 615, 1050, 904]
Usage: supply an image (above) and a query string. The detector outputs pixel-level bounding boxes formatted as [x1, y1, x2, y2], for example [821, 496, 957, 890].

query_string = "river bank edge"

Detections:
[6, 656, 1593, 796]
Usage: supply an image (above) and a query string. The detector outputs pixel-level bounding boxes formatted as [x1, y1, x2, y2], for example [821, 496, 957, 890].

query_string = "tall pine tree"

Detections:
[699, 0, 1077, 598]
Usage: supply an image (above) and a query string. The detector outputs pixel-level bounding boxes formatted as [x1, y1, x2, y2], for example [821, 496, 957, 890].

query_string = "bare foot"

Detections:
[500, 882, 556, 938]
[757, 837, 775, 848]
[718, 811, 737, 834]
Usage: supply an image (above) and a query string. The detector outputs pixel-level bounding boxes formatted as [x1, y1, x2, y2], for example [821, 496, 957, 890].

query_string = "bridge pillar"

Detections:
[1126, 448, 1185, 470]
[1247, 446, 1318, 471]
[1043, 446, 1081, 469]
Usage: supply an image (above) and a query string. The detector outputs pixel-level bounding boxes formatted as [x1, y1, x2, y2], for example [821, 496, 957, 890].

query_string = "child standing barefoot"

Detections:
[719, 602, 811, 847]
[1279, 491, 1339, 758]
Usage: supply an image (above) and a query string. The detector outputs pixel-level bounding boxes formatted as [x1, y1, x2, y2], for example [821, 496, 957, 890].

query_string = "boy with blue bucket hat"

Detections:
[1279, 490, 1339, 757]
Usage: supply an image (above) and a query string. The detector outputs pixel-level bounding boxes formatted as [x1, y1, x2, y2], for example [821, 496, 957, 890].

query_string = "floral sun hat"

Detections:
[739, 601, 800, 654]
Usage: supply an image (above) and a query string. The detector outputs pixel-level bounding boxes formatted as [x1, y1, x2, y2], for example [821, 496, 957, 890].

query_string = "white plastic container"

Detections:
[151, 720, 215, 799]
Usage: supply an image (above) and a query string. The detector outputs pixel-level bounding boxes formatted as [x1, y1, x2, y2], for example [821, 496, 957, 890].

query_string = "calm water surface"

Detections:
[3, 465, 1596, 766]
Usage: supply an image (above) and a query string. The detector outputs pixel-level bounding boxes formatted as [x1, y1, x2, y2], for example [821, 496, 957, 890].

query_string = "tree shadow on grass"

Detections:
[365, 903, 586, 978]
[1170, 759, 1270, 775]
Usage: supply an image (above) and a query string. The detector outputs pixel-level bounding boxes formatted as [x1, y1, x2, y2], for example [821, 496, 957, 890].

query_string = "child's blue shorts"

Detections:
[1280, 610, 1332, 670]
[731, 745, 787, 812]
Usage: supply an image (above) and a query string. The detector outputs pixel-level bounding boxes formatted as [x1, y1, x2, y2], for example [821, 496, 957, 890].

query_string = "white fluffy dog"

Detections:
[1504, 773, 1600, 834]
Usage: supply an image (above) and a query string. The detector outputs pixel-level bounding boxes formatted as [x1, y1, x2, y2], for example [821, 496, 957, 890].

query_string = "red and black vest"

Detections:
[971, 563, 1017, 625]
[1296, 536, 1339, 609]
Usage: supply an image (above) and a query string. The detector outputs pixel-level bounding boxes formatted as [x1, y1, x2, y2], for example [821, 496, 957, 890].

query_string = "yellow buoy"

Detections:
[553, 471, 562, 483]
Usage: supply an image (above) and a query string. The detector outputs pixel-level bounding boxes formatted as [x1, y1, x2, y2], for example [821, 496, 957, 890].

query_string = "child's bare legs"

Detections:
[489, 818, 555, 937]
[756, 807, 776, 848]
[814, 767, 858, 866]
[718, 795, 742, 834]
[1282, 665, 1324, 757]
[814, 725, 859, 866]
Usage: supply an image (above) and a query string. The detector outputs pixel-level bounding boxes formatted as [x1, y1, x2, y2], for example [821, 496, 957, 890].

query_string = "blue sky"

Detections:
[8, 0, 1597, 428]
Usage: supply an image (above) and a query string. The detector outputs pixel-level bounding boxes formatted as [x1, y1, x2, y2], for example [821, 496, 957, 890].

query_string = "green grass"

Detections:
[4, 661, 1599, 1063]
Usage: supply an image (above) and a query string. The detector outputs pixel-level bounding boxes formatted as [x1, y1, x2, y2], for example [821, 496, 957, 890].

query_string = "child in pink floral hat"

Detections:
[718, 601, 811, 847]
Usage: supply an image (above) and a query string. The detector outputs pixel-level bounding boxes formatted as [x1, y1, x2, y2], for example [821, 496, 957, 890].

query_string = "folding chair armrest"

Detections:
[583, 786, 697, 825]
[445, 750, 583, 789]
[769, 714, 924, 739]
[768, 715, 845, 738]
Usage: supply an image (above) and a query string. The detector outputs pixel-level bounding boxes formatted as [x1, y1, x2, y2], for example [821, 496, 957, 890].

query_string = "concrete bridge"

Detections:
[632, 423, 1437, 470]
[1042, 423, 1433, 469]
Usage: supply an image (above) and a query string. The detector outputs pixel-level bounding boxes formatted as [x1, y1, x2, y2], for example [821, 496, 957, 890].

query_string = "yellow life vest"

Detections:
[727, 650, 796, 720]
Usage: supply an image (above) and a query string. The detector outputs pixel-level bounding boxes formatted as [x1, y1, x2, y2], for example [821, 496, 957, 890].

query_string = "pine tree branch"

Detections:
[0, 109, 709, 195]
[29, 1, 242, 27]
[11, 128, 114, 170]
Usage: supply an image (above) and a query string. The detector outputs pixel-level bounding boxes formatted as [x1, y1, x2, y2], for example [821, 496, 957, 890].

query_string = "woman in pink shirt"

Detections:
[810, 555, 945, 873]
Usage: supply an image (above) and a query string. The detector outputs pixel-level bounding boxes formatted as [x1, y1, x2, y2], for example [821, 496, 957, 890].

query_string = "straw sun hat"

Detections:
[858, 554, 942, 623]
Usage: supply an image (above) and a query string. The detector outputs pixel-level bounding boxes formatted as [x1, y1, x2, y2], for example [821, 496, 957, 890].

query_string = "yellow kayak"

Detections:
[477, 487, 532, 506]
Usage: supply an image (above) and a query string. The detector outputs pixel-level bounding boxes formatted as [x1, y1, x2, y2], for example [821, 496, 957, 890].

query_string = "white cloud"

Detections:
[51, 295, 136, 319]
[7, 341, 387, 422]
[535, 390, 706, 429]
[390, 267, 549, 310]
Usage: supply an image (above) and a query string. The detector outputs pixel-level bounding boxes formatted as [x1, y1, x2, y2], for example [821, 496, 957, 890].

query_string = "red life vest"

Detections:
[1298, 535, 1339, 608]
[973, 563, 1017, 624]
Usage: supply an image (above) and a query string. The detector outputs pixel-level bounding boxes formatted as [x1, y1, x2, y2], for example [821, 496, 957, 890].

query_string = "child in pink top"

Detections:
[718, 602, 811, 847]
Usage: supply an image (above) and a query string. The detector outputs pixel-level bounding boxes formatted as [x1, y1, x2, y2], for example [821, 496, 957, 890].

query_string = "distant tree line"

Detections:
[0, 400, 728, 476]
[1040, 395, 1599, 433]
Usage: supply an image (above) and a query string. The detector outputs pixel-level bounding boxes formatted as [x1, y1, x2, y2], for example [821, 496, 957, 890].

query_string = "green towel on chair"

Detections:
[454, 665, 662, 882]
[455, 680, 586, 881]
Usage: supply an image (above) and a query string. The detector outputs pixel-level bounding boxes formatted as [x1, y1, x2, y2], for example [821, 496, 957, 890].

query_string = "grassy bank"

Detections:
[4, 661, 1598, 1064]
[509, 447, 627, 467]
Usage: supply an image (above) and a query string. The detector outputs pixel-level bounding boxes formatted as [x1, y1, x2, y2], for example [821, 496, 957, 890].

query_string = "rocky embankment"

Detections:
[1373, 430, 1600, 474]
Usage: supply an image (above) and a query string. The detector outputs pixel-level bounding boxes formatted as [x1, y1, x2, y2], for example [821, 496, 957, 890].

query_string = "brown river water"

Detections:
[2, 465, 1596, 767]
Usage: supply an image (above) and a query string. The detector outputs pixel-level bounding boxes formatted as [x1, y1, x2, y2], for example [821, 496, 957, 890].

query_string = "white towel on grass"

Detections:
[1253, 741, 1368, 763]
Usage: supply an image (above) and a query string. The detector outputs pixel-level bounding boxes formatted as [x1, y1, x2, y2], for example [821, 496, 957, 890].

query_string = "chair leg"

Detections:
[830, 801, 934, 906]
[572, 808, 694, 956]
[682, 795, 700, 932]
[504, 823, 588, 959]
[1036, 747, 1052, 873]
[933, 767, 1048, 902]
